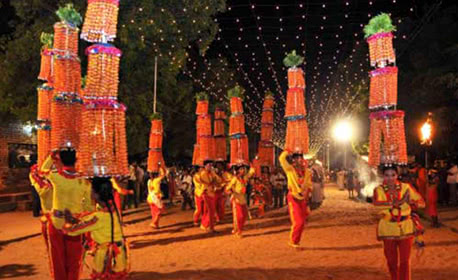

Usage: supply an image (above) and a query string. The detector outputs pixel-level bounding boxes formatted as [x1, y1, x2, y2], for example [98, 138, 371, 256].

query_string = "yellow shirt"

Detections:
[111, 178, 130, 195]
[215, 171, 233, 191]
[279, 151, 312, 200]
[29, 167, 53, 214]
[40, 155, 94, 230]
[147, 168, 166, 204]
[194, 169, 219, 197]
[65, 206, 127, 273]
[226, 167, 255, 205]
[373, 182, 425, 240]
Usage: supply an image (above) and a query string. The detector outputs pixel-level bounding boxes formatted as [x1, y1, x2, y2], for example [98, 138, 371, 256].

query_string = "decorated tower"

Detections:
[194, 92, 212, 166]
[36, 32, 54, 166]
[214, 105, 227, 162]
[283, 51, 309, 155]
[77, 0, 128, 176]
[147, 113, 165, 172]
[49, 4, 83, 152]
[258, 91, 275, 169]
[228, 86, 249, 166]
[364, 14, 408, 166]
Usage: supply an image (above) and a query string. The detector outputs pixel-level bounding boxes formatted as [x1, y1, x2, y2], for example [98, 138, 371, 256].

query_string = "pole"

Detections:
[153, 56, 158, 114]
[344, 143, 347, 169]
[326, 143, 330, 173]
[425, 149, 428, 169]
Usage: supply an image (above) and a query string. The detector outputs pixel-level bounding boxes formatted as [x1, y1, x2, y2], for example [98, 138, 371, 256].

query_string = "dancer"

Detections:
[251, 177, 267, 218]
[214, 161, 232, 223]
[38, 149, 94, 280]
[63, 177, 129, 280]
[147, 165, 166, 229]
[373, 165, 425, 280]
[226, 165, 255, 237]
[193, 160, 218, 232]
[279, 150, 312, 249]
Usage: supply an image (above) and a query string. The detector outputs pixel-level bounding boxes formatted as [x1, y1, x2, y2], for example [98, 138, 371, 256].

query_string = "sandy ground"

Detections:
[1, 184, 458, 280]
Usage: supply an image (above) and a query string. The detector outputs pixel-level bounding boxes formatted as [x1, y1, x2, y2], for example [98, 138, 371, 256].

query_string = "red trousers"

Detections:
[149, 203, 163, 228]
[114, 191, 122, 214]
[48, 222, 83, 280]
[287, 193, 309, 245]
[426, 187, 438, 217]
[232, 199, 248, 234]
[215, 190, 226, 222]
[193, 195, 204, 225]
[201, 194, 216, 230]
[383, 237, 413, 280]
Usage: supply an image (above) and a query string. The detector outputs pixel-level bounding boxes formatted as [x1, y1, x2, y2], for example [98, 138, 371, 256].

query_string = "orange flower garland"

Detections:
[38, 48, 53, 81]
[53, 22, 79, 54]
[50, 95, 82, 150]
[37, 128, 51, 167]
[229, 114, 245, 136]
[367, 32, 395, 68]
[369, 66, 398, 109]
[287, 68, 305, 89]
[261, 110, 274, 124]
[230, 97, 243, 114]
[285, 119, 309, 154]
[192, 144, 202, 166]
[37, 85, 53, 121]
[214, 108, 226, 120]
[196, 115, 212, 137]
[214, 136, 227, 162]
[213, 119, 225, 137]
[285, 88, 306, 117]
[81, 0, 119, 43]
[53, 55, 81, 94]
[196, 100, 209, 115]
[260, 124, 274, 141]
[230, 135, 249, 166]
[84, 44, 121, 99]
[258, 142, 274, 168]
[263, 97, 275, 110]
[147, 150, 164, 173]
[147, 119, 164, 172]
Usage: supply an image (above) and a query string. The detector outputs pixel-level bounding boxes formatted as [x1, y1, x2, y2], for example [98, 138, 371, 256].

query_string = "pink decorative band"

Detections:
[367, 32, 393, 43]
[86, 44, 122, 56]
[370, 110, 404, 120]
[370, 66, 398, 77]
[83, 99, 126, 111]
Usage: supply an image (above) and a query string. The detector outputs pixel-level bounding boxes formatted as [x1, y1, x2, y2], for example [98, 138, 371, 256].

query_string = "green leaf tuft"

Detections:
[40, 32, 54, 48]
[227, 85, 244, 99]
[150, 112, 162, 120]
[265, 90, 274, 97]
[56, 3, 82, 27]
[283, 50, 304, 68]
[363, 13, 396, 38]
[195, 92, 209, 101]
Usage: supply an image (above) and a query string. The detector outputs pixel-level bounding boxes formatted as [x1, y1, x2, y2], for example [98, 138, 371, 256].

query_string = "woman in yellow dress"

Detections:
[373, 165, 425, 280]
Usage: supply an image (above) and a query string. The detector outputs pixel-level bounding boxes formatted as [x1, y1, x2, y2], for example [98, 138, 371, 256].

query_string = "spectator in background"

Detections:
[179, 170, 194, 210]
[167, 168, 177, 205]
[346, 169, 355, 199]
[125, 163, 137, 209]
[336, 168, 346, 190]
[310, 161, 324, 209]
[135, 164, 145, 204]
[270, 168, 287, 208]
[447, 161, 458, 206]
[437, 162, 449, 205]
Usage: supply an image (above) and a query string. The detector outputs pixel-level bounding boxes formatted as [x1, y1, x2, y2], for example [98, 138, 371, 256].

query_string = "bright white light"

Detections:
[333, 120, 353, 142]
[22, 124, 33, 136]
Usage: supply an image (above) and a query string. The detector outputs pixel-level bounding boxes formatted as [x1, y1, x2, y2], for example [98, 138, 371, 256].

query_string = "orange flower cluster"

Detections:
[214, 136, 227, 162]
[200, 136, 216, 162]
[369, 66, 398, 109]
[53, 56, 81, 94]
[192, 144, 202, 166]
[81, 0, 119, 43]
[285, 88, 306, 117]
[258, 95, 275, 168]
[84, 45, 121, 98]
[368, 111, 408, 167]
[230, 97, 243, 114]
[287, 68, 305, 89]
[263, 96, 275, 110]
[285, 119, 309, 154]
[53, 22, 79, 54]
[37, 85, 53, 121]
[50, 99, 81, 150]
[214, 108, 226, 120]
[37, 129, 51, 166]
[261, 110, 274, 124]
[213, 120, 225, 137]
[260, 124, 274, 140]
[196, 100, 209, 115]
[147, 119, 164, 172]
[78, 104, 128, 177]
[196, 115, 212, 137]
[258, 142, 274, 168]
[229, 114, 245, 136]
[367, 32, 395, 68]
[38, 48, 53, 81]
[230, 135, 249, 166]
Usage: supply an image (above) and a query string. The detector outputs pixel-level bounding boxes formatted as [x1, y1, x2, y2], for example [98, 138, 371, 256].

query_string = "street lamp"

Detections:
[333, 119, 354, 168]
[420, 112, 433, 168]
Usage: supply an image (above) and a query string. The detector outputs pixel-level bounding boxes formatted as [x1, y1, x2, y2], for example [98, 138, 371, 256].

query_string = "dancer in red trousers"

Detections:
[36, 149, 94, 280]
[147, 166, 166, 229]
[194, 160, 219, 232]
[226, 165, 255, 237]
[214, 161, 232, 223]
[373, 165, 425, 280]
[279, 150, 312, 249]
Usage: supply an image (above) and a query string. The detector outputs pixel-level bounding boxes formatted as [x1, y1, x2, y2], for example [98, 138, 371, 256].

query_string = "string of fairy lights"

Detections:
[125, 0, 421, 155]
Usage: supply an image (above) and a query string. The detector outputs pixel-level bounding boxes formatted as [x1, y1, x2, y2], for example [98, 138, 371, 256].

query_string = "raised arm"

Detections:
[279, 151, 293, 172]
